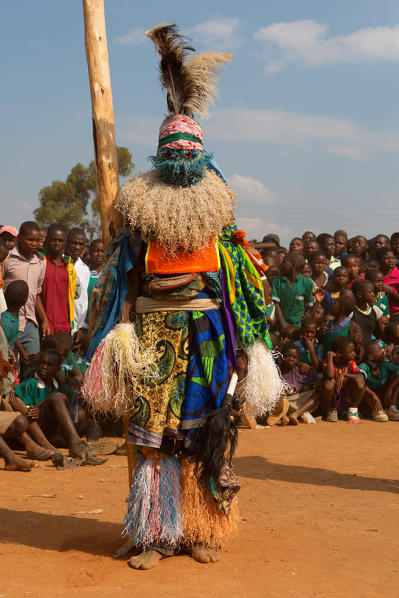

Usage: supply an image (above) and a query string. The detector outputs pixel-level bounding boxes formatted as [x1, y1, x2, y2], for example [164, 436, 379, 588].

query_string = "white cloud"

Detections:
[116, 27, 145, 46]
[237, 217, 293, 244]
[190, 17, 242, 50]
[254, 20, 399, 72]
[229, 174, 276, 204]
[205, 108, 399, 160]
[117, 107, 399, 161]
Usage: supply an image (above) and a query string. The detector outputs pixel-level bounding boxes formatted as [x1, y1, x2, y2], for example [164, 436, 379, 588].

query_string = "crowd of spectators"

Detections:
[1, 221, 399, 471]
[257, 230, 399, 426]
[0, 221, 112, 471]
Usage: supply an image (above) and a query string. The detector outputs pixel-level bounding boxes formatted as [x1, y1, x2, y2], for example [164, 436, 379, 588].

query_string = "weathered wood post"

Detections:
[82, 0, 134, 487]
[82, 0, 122, 249]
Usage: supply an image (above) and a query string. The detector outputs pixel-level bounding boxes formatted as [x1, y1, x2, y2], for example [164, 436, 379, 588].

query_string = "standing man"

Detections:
[41, 223, 76, 334]
[3, 221, 51, 365]
[66, 228, 90, 345]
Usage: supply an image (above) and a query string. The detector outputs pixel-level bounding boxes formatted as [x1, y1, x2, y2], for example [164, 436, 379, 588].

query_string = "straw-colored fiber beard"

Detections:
[115, 169, 236, 254]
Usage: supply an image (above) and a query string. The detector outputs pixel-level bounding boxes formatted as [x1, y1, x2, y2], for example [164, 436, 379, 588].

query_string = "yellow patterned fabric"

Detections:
[130, 311, 190, 441]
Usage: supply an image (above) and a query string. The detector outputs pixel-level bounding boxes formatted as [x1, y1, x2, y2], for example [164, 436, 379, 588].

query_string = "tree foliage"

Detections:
[34, 147, 134, 238]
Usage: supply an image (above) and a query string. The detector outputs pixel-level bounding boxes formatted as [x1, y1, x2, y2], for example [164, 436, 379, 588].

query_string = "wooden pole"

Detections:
[82, 0, 132, 490]
[82, 0, 122, 250]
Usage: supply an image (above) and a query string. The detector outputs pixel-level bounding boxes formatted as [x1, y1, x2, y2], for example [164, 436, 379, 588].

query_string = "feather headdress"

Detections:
[146, 23, 231, 120]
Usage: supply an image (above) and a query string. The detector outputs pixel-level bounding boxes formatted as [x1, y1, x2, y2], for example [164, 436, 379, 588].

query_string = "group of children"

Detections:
[0, 223, 110, 471]
[259, 229, 399, 425]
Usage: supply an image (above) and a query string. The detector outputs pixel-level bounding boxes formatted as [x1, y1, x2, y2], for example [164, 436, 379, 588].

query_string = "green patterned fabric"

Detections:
[220, 225, 271, 348]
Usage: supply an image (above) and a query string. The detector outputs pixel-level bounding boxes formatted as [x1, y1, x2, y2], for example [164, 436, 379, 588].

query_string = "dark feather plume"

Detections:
[146, 23, 231, 119]
[146, 23, 195, 116]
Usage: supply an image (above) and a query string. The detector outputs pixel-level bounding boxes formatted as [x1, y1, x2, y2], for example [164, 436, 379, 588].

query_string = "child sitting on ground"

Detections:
[359, 341, 399, 421]
[280, 343, 320, 425]
[326, 266, 349, 302]
[351, 279, 384, 347]
[322, 291, 363, 359]
[321, 336, 365, 423]
[294, 317, 324, 371]
[11, 349, 105, 466]
[366, 269, 390, 316]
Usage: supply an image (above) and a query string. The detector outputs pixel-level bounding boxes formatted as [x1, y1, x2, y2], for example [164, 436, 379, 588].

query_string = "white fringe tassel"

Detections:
[82, 322, 159, 417]
[236, 340, 283, 417]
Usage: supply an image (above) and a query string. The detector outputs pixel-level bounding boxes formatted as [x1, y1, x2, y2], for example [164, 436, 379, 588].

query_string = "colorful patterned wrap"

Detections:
[219, 224, 272, 348]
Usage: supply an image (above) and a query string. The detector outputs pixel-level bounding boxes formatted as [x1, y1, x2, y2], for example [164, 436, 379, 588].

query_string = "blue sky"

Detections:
[2, 0, 399, 245]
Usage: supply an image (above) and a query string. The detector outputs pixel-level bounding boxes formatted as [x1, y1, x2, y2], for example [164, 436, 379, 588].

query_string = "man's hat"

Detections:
[0, 226, 18, 237]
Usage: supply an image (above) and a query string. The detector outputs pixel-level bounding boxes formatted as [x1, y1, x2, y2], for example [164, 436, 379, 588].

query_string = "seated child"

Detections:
[12, 349, 105, 465]
[309, 303, 328, 340]
[302, 263, 312, 278]
[321, 336, 365, 423]
[280, 343, 320, 425]
[294, 317, 324, 370]
[342, 254, 364, 288]
[309, 251, 330, 288]
[1, 280, 30, 363]
[322, 291, 363, 359]
[366, 269, 389, 316]
[351, 279, 384, 347]
[326, 266, 349, 302]
[265, 265, 280, 287]
[359, 341, 399, 421]
[263, 281, 277, 332]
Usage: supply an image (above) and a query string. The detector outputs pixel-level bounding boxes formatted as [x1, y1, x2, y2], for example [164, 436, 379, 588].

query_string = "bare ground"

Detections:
[1, 421, 398, 598]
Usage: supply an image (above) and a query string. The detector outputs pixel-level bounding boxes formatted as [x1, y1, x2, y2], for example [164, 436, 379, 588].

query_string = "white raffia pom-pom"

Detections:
[236, 340, 283, 417]
[82, 322, 158, 417]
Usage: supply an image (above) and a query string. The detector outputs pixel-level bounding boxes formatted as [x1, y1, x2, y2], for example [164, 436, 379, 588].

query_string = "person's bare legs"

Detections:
[2, 415, 32, 470]
[191, 544, 221, 563]
[289, 395, 318, 425]
[321, 379, 336, 412]
[129, 551, 163, 570]
[348, 375, 365, 408]
[28, 421, 56, 451]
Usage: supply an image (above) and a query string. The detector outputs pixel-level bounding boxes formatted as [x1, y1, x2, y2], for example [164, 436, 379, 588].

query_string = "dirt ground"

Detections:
[1, 421, 398, 598]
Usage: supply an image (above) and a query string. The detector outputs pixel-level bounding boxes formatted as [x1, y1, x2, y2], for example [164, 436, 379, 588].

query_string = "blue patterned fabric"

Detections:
[182, 310, 230, 430]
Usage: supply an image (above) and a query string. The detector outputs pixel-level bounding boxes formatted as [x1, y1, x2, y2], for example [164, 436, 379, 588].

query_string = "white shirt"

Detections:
[73, 258, 90, 331]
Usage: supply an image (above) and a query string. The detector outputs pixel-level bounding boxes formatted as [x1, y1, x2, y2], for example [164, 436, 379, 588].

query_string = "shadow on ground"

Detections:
[0, 508, 122, 555]
[233, 455, 399, 494]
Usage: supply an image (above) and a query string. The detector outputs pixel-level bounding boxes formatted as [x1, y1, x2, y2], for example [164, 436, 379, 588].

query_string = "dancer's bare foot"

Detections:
[128, 550, 162, 570]
[289, 413, 299, 425]
[191, 543, 221, 564]
[4, 454, 32, 471]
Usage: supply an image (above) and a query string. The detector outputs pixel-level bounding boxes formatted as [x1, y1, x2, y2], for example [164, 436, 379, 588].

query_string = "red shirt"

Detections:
[321, 358, 361, 387]
[41, 255, 70, 334]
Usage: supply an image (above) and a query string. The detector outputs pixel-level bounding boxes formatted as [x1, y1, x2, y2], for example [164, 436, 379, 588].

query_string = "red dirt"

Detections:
[1, 422, 398, 598]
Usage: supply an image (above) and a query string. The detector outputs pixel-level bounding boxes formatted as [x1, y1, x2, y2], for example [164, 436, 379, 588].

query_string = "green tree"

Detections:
[35, 146, 134, 238]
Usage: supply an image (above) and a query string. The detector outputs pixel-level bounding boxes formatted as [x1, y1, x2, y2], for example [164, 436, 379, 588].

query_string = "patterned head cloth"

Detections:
[158, 114, 204, 151]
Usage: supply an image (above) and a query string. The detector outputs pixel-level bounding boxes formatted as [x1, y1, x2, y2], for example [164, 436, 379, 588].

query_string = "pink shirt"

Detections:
[2, 247, 46, 331]
[383, 265, 399, 315]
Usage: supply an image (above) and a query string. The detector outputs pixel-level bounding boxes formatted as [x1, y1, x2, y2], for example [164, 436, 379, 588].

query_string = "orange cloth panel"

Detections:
[145, 239, 220, 274]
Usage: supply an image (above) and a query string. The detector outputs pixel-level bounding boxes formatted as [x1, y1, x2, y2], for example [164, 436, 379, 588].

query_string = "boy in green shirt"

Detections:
[272, 252, 314, 328]
[13, 349, 105, 465]
[359, 341, 399, 421]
